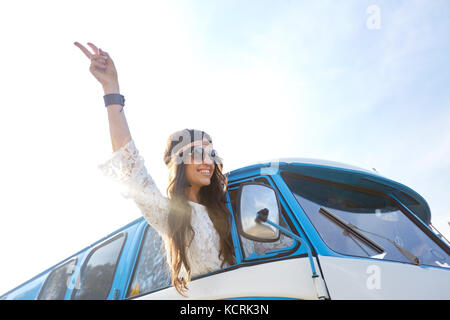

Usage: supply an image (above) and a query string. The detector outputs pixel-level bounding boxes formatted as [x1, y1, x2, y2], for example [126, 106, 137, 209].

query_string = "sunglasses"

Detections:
[186, 146, 222, 164]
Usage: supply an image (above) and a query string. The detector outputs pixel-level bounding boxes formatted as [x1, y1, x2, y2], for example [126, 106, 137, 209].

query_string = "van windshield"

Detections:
[282, 172, 450, 268]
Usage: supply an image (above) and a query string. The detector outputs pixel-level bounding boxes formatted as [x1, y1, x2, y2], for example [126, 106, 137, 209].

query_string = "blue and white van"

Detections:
[1, 158, 449, 300]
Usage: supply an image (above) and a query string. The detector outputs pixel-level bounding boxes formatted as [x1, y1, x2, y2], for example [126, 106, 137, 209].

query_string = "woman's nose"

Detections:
[203, 153, 214, 164]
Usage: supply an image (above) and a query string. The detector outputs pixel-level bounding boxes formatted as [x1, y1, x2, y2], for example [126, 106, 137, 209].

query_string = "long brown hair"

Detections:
[163, 129, 236, 296]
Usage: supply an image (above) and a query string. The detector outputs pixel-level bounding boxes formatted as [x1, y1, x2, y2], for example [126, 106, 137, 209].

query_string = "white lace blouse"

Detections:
[98, 138, 230, 279]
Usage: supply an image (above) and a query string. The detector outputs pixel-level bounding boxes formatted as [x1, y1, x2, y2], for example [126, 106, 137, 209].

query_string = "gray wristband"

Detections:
[104, 94, 125, 109]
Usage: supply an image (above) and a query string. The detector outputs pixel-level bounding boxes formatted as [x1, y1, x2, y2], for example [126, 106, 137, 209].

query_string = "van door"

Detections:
[131, 176, 327, 300]
[225, 176, 327, 300]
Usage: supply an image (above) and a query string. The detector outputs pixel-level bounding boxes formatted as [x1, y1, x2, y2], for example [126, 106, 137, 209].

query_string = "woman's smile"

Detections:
[197, 167, 212, 177]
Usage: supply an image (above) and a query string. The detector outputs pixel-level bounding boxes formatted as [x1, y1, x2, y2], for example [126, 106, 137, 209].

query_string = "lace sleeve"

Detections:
[98, 139, 170, 236]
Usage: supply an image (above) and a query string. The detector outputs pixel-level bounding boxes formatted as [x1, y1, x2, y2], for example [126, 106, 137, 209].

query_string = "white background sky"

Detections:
[0, 0, 449, 295]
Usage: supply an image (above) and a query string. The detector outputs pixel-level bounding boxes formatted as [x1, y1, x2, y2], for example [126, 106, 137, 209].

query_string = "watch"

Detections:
[104, 94, 125, 107]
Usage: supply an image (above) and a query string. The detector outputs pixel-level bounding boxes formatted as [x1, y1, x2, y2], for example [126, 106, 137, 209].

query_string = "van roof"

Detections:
[227, 157, 381, 176]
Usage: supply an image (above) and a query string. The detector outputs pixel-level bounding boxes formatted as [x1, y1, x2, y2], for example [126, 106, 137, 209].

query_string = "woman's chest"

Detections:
[190, 207, 220, 244]
[188, 207, 222, 263]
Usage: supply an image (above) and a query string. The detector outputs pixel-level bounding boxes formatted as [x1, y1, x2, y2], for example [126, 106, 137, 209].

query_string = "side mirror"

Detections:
[236, 182, 281, 242]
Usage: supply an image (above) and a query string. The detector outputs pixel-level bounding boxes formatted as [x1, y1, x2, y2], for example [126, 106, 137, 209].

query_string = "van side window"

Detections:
[127, 225, 171, 298]
[71, 233, 126, 300]
[229, 178, 295, 260]
[37, 258, 77, 300]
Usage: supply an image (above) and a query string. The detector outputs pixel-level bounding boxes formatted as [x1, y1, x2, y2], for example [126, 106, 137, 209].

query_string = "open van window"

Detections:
[282, 172, 450, 268]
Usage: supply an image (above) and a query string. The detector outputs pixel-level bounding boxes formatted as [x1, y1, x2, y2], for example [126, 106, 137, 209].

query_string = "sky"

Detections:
[0, 0, 449, 295]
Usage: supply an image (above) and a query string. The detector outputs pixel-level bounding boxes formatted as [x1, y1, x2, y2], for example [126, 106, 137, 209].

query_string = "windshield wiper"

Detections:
[319, 207, 420, 265]
[351, 223, 421, 265]
[319, 207, 385, 254]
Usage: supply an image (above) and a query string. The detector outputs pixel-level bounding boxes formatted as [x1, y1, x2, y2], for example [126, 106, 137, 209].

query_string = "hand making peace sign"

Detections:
[74, 42, 119, 90]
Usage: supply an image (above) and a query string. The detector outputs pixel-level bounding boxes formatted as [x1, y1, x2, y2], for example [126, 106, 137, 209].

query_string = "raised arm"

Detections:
[74, 41, 170, 236]
[74, 41, 131, 152]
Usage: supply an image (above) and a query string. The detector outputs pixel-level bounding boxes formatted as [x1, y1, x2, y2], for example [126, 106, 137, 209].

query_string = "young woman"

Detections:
[74, 42, 236, 297]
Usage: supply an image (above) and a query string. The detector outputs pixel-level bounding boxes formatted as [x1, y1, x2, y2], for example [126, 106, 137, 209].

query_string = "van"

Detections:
[1, 158, 449, 300]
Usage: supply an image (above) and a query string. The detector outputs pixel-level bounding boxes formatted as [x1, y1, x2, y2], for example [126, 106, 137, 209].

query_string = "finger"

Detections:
[91, 56, 107, 65]
[91, 54, 107, 62]
[91, 60, 107, 70]
[87, 42, 99, 55]
[99, 49, 109, 62]
[99, 48, 111, 59]
[74, 41, 93, 59]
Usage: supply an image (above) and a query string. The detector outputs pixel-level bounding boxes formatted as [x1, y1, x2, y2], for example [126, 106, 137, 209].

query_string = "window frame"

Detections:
[125, 224, 171, 299]
[37, 257, 77, 300]
[70, 232, 127, 300]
